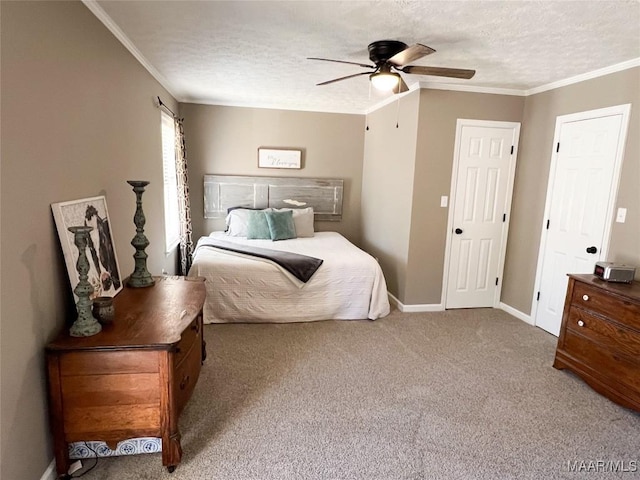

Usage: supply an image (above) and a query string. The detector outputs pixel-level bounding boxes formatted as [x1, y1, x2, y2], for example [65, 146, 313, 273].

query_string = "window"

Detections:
[161, 111, 180, 252]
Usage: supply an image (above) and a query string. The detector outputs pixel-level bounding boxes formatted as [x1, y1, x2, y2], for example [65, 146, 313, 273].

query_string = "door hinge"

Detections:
[495, 277, 499, 286]
[556, 142, 560, 153]
[546, 219, 550, 229]
[510, 145, 514, 155]
[503, 213, 506, 222]
[537, 291, 541, 301]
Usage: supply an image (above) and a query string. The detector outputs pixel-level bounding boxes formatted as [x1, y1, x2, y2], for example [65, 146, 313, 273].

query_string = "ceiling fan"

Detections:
[309, 40, 475, 94]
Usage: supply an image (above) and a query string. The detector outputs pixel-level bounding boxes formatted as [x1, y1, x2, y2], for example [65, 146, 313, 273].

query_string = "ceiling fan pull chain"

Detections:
[366, 82, 371, 131]
[396, 97, 400, 128]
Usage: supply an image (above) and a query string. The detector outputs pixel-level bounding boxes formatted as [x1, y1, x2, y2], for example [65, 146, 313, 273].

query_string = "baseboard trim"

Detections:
[40, 459, 56, 480]
[388, 293, 444, 312]
[388, 294, 532, 320]
[499, 302, 533, 325]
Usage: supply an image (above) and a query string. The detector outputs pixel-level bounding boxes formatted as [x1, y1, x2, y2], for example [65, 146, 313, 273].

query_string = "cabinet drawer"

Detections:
[61, 373, 161, 408]
[566, 308, 640, 360]
[174, 338, 202, 415]
[59, 350, 159, 376]
[63, 404, 161, 437]
[562, 330, 640, 397]
[572, 282, 640, 330]
[174, 315, 202, 367]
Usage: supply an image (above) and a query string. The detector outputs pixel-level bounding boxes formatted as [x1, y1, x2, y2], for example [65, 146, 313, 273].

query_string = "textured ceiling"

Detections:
[90, 0, 640, 114]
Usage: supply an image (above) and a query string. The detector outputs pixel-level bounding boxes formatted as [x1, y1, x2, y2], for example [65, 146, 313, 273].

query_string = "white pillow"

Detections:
[273, 207, 314, 237]
[225, 208, 255, 237]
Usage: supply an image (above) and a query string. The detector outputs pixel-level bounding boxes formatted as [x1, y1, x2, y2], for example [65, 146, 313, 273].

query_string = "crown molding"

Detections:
[83, 0, 639, 115]
[81, 0, 181, 101]
[180, 98, 363, 116]
[364, 82, 421, 114]
[366, 58, 640, 114]
[417, 81, 525, 97]
[525, 57, 640, 96]
[365, 80, 522, 114]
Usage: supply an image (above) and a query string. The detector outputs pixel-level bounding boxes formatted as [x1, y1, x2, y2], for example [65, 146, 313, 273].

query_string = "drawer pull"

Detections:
[582, 294, 589, 301]
[180, 375, 190, 390]
[577, 320, 585, 327]
[191, 321, 200, 334]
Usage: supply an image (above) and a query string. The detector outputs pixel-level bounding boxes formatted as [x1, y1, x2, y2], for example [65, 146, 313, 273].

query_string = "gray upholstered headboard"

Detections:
[203, 175, 344, 221]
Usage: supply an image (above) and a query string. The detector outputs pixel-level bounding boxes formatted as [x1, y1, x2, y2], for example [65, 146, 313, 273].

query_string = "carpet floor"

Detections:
[75, 308, 639, 479]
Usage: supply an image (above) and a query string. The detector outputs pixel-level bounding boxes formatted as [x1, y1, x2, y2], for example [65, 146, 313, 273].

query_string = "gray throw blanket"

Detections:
[195, 238, 323, 283]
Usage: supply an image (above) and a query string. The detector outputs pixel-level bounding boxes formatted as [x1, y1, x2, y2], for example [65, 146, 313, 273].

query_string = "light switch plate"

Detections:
[440, 196, 448, 208]
[616, 207, 627, 223]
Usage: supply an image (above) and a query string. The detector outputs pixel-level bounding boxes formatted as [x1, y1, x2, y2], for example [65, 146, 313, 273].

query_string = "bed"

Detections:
[189, 230, 390, 324]
[191, 174, 390, 323]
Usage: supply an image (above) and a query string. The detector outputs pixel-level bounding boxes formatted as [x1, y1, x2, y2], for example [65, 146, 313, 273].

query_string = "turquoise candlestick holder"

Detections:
[127, 180, 155, 288]
[68, 225, 102, 337]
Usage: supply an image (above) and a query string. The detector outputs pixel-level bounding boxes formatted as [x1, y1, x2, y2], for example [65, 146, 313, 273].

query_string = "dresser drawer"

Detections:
[572, 282, 640, 330]
[61, 373, 161, 409]
[174, 337, 202, 415]
[174, 315, 202, 367]
[59, 350, 159, 376]
[562, 330, 640, 398]
[566, 307, 640, 360]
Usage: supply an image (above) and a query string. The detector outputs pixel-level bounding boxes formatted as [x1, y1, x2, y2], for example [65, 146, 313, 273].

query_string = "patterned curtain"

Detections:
[174, 117, 194, 275]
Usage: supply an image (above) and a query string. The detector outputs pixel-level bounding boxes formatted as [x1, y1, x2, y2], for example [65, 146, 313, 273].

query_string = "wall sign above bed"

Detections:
[203, 175, 343, 221]
[257, 148, 302, 169]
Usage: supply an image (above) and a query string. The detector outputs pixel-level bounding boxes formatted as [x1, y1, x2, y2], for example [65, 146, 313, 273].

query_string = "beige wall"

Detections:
[406, 89, 525, 305]
[1, 2, 178, 479]
[361, 91, 420, 300]
[502, 67, 640, 314]
[180, 104, 366, 244]
[361, 88, 523, 305]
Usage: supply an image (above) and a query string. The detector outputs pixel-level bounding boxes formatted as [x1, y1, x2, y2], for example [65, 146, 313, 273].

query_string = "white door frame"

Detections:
[530, 104, 631, 326]
[441, 119, 521, 308]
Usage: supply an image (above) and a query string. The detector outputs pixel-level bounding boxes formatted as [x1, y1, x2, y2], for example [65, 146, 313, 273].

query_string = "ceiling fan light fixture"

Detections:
[370, 71, 400, 91]
[309, 40, 475, 93]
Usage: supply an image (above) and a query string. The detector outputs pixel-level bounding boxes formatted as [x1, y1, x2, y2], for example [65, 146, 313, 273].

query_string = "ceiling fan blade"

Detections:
[393, 76, 409, 94]
[401, 65, 476, 79]
[317, 71, 372, 86]
[308, 57, 375, 69]
[387, 43, 435, 67]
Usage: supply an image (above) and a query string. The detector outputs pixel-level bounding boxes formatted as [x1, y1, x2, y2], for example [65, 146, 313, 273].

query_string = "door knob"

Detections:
[454, 228, 463, 235]
[586, 246, 598, 254]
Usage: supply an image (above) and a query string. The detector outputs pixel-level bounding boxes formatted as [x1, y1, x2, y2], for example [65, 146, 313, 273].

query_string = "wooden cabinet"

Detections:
[46, 276, 206, 478]
[553, 274, 640, 412]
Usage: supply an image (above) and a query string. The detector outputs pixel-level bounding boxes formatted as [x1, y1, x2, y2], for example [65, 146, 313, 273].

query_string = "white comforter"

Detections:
[189, 231, 390, 323]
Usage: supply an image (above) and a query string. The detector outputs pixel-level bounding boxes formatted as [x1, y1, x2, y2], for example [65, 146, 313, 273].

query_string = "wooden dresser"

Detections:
[46, 276, 206, 478]
[553, 274, 640, 412]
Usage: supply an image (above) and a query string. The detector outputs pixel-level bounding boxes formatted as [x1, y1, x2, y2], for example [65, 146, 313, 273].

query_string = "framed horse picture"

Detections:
[51, 196, 123, 300]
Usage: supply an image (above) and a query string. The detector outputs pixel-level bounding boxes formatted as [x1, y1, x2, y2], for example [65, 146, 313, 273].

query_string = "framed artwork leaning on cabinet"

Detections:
[51, 195, 122, 300]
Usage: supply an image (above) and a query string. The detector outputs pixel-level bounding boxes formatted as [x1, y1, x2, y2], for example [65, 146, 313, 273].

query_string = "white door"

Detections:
[445, 121, 520, 308]
[534, 106, 630, 336]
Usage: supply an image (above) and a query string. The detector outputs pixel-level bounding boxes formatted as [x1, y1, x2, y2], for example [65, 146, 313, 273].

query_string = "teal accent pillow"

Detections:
[265, 210, 296, 241]
[246, 210, 271, 239]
